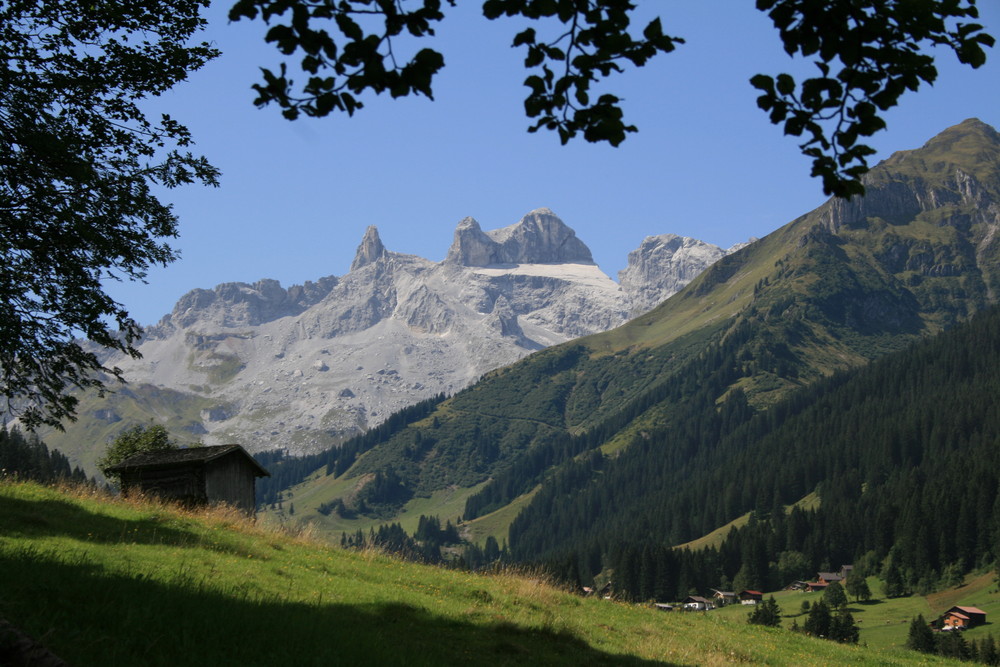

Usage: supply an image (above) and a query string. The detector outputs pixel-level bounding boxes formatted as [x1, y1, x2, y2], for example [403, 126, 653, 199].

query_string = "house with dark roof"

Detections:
[106, 444, 269, 515]
[682, 595, 714, 611]
[711, 589, 737, 606]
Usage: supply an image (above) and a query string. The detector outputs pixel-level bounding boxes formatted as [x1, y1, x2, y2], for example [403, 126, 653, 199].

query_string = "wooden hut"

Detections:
[942, 606, 987, 630]
[106, 444, 269, 515]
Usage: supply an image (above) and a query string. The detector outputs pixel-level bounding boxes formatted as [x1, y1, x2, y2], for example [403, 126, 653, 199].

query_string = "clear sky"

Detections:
[110, 2, 1000, 326]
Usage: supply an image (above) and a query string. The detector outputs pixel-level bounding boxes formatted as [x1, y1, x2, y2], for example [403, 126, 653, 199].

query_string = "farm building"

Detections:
[941, 606, 988, 630]
[682, 596, 713, 611]
[106, 444, 269, 515]
[711, 589, 737, 606]
[739, 590, 763, 605]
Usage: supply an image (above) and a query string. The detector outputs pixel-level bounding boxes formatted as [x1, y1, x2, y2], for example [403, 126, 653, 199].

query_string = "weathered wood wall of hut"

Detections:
[122, 466, 206, 504]
[204, 454, 257, 514]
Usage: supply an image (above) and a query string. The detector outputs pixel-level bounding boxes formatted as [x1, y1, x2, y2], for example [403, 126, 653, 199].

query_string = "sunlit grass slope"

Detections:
[0, 481, 961, 666]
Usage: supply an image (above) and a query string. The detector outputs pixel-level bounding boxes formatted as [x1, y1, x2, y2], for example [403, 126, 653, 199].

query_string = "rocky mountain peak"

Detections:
[351, 225, 387, 271]
[818, 118, 1000, 234]
[618, 234, 728, 316]
[445, 209, 594, 267]
[445, 217, 496, 266]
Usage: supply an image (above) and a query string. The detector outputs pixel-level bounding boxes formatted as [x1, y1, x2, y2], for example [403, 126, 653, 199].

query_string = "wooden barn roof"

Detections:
[106, 444, 270, 477]
[952, 606, 987, 616]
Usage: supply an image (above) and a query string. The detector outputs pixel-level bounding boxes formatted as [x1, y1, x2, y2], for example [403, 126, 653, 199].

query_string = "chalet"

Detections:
[739, 590, 763, 605]
[106, 444, 269, 516]
[941, 606, 987, 630]
[805, 581, 829, 592]
[711, 589, 737, 606]
[682, 596, 714, 611]
[816, 572, 844, 584]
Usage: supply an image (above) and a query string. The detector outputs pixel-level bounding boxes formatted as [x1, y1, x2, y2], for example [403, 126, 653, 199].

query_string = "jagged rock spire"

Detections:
[445, 208, 594, 267]
[351, 225, 386, 271]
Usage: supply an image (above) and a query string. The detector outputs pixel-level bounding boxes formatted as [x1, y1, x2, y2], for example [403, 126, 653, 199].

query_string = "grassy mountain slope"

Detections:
[276, 118, 1000, 540]
[0, 481, 965, 666]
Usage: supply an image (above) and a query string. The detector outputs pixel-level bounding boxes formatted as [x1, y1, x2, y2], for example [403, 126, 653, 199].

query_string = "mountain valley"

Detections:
[257, 119, 1000, 600]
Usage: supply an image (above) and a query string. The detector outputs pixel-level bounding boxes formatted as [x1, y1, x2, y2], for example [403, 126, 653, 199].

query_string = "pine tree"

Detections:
[845, 571, 872, 602]
[830, 609, 860, 644]
[905, 615, 936, 654]
[883, 561, 906, 598]
[747, 596, 782, 627]
[804, 600, 832, 638]
[823, 581, 848, 609]
[937, 630, 970, 660]
[981, 635, 999, 666]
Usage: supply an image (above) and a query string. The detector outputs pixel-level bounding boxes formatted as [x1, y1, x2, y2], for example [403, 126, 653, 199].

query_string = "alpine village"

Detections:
[9, 103, 1000, 663]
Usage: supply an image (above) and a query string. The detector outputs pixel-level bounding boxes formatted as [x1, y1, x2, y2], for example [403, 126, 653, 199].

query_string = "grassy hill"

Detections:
[0, 480, 966, 666]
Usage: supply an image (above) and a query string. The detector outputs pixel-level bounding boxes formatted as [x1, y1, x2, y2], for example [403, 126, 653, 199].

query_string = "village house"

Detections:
[795, 564, 853, 592]
[106, 444, 270, 516]
[739, 590, 763, 605]
[941, 606, 988, 630]
[682, 595, 714, 611]
[711, 589, 737, 606]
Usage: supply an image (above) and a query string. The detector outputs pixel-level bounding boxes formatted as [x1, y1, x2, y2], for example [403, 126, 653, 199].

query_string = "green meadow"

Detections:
[0, 481, 971, 666]
[712, 573, 1000, 652]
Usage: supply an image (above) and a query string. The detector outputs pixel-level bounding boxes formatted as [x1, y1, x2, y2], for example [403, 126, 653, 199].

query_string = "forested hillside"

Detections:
[514, 303, 1000, 599]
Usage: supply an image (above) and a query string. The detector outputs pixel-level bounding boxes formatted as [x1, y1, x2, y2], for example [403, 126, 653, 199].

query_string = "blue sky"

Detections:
[112, 2, 1000, 326]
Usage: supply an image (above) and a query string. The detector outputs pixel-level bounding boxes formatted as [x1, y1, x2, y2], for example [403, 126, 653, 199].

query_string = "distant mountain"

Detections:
[618, 234, 753, 317]
[44, 208, 737, 471]
[277, 119, 1000, 552]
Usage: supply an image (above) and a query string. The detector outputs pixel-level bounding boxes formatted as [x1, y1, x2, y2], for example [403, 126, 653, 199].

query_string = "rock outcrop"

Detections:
[446, 208, 594, 266]
[619, 234, 728, 317]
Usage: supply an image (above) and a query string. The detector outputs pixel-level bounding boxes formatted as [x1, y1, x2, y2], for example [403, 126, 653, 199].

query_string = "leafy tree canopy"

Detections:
[97, 424, 178, 484]
[229, 0, 994, 197]
[845, 570, 872, 602]
[0, 0, 220, 430]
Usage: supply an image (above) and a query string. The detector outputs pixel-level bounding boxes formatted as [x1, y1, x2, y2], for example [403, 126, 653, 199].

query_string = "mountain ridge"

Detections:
[45, 209, 741, 471]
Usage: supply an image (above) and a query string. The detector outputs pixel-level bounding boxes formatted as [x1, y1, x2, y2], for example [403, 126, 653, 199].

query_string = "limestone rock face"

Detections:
[350, 225, 387, 271]
[619, 234, 728, 317]
[446, 208, 594, 266]
[87, 209, 735, 457]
